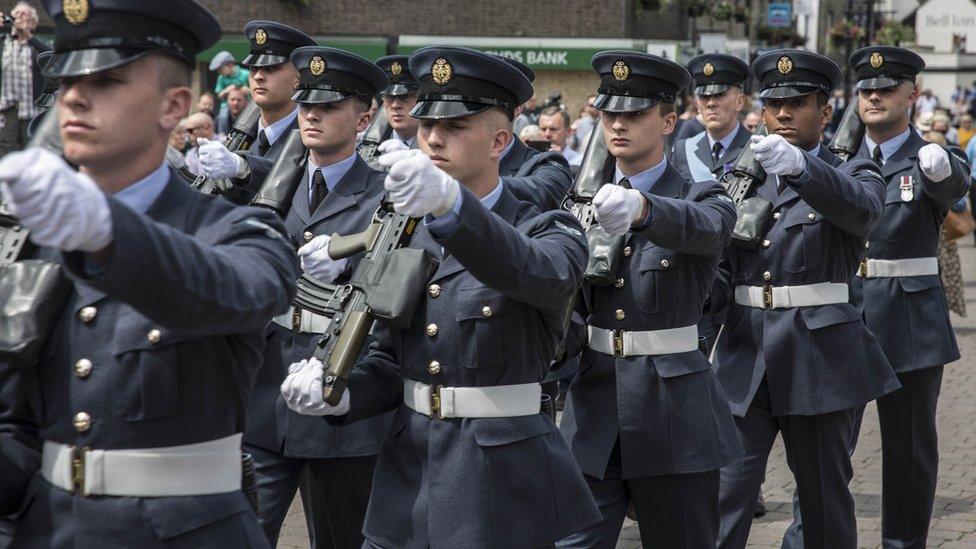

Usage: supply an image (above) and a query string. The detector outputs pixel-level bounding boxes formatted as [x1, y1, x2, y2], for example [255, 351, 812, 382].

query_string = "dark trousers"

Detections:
[556, 442, 720, 548]
[245, 443, 376, 549]
[876, 366, 943, 549]
[718, 377, 858, 549]
[0, 106, 29, 158]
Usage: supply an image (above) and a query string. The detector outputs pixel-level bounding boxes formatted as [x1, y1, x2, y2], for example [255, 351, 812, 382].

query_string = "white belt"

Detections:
[856, 257, 938, 278]
[273, 305, 332, 334]
[41, 434, 242, 497]
[734, 282, 849, 309]
[403, 379, 541, 419]
[587, 325, 699, 357]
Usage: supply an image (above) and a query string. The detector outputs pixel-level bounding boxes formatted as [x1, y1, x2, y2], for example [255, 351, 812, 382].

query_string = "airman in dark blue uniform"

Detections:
[710, 50, 899, 549]
[280, 45, 601, 548]
[849, 46, 970, 549]
[0, 2, 299, 547]
[243, 47, 389, 548]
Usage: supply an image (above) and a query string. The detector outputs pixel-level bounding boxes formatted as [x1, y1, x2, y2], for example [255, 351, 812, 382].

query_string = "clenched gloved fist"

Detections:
[377, 138, 409, 155]
[750, 134, 806, 176]
[378, 149, 460, 218]
[593, 184, 646, 236]
[298, 234, 349, 283]
[0, 147, 112, 252]
[918, 143, 952, 182]
[198, 138, 248, 179]
[280, 357, 350, 416]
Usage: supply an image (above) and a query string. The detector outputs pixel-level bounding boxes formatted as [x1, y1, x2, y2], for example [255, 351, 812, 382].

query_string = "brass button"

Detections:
[73, 412, 91, 433]
[615, 309, 625, 321]
[428, 284, 441, 298]
[427, 361, 441, 375]
[865, 241, 870, 249]
[303, 231, 314, 243]
[808, 213, 816, 221]
[425, 324, 438, 337]
[762, 239, 771, 248]
[660, 259, 670, 269]
[78, 307, 97, 323]
[772, 212, 781, 220]
[762, 271, 772, 281]
[614, 278, 625, 288]
[147, 329, 162, 344]
[74, 358, 93, 379]
[623, 246, 632, 257]
[481, 306, 493, 318]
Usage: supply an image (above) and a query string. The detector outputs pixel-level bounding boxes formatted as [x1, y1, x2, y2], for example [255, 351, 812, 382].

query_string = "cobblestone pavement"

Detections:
[279, 241, 976, 549]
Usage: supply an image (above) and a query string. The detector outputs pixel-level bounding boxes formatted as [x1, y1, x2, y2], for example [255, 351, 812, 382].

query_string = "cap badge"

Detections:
[255, 29, 268, 46]
[703, 63, 715, 77]
[63, 0, 89, 25]
[309, 55, 326, 77]
[432, 58, 453, 85]
[870, 52, 884, 69]
[777, 56, 794, 75]
[391, 61, 403, 77]
[612, 60, 630, 81]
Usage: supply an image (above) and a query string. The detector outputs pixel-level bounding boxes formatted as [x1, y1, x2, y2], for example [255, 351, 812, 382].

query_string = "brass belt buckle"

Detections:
[430, 385, 443, 420]
[762, 284, 774, 309]
[71, 446, 90, 496]
[292, 306, 302, 332]
[613, 330, 625, 357]
[858, 259, 868, 278]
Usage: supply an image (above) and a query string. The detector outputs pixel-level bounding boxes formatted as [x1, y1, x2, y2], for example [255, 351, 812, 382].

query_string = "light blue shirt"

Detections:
[808, 143, 822, 157]
[864, 128, 911, 166]
[306, 152, 358, 202]
[426, 179, 505, 237]
[706, 123, 741, 159]
[562, 147, 583, 167]
[258, 108, 299, 148]
[614, 156, 668, 193]
[113, 162, 170, 214]
[392, 130, 417, 149]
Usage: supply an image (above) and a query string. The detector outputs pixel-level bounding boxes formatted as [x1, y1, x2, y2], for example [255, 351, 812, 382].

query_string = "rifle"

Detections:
[191, 101, 262, 195]
[552, 128, 616, 361]
[250, 129, 308, 218]
[0, 107, 71, 364]
[828, 100, 865, 163]
[720, 122, 771, 249]
[357, 106, 391, 170]
[297, 202, 434, 405]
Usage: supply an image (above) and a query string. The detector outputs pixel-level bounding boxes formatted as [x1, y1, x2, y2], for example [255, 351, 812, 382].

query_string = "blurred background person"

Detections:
[216, 86, 249, 135]
[0, 1, 49, 157]
[183, 112, 217, 176]
[538, 106, 582, 167]
[743, 110, 762, 133]
[196, 91, 217, 117]
[210, 50, 249, 116]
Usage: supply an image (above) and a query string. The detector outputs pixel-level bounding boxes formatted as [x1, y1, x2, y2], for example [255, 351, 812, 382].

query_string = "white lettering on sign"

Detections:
[924, 14, 976, 28]
[483, 49, 569, 66]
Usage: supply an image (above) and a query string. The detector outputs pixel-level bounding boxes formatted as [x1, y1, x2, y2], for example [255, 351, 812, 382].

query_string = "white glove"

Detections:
[750, 134, 806, 176]
[297, 234, 349, 283]
[198, 138, 247, 179]
[918, 143, 952, 182]
[280, 357, 350, 416]
[593, 184, 646, 236]
[378, 149, 460, 218]
[0, 148, 112, 252]
[378, 138, 410, 155]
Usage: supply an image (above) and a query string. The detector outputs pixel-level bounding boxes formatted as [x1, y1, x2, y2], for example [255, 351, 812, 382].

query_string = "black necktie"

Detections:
[712, 142, 724, 165]
[872, 145, 884, 167]
[310, 170, 328, 213]
[257, 130, 270, 156]
[618, 177, 631, 190]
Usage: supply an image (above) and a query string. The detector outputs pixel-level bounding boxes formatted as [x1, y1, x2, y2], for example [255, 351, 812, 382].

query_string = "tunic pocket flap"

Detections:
[112, 311, 199, 355]
[799, 305, 862, 330]
[652, 353, 712, 378]
[143, 492, 249, 540]
[896, 275, 942, 293]
[469, 414, 551, 447]
[639, 248, 678, 272]
[781, 211, 822, 228]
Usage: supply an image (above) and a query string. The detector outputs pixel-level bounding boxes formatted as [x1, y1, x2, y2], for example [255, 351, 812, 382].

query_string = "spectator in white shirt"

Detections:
[915, 88, 940, 116]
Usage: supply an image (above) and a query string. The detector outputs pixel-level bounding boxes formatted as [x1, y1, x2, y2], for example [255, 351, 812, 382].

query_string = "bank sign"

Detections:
[397, 36, 642, 71]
